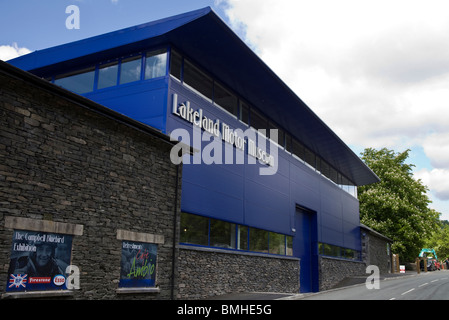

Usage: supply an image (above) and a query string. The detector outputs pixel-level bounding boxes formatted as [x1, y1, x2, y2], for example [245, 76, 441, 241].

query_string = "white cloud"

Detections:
[0, 43, 31, 61]
[220, 0, 449, 148]
[219, 0, 449, 215]
[415, 168, 449, 201]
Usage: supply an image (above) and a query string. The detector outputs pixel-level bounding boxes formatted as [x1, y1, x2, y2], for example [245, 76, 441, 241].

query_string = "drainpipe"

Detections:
[170, 164, 180, 300]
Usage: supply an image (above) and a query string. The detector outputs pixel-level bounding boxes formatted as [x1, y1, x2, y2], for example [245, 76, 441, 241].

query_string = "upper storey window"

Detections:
[54, 67, 95, 94]
[183, 59, 213, 101]
[120, 56, 141, 84]
[53, 48, 168, 93]
[98, 62, 118, 89]
[145, 49, 167, 79]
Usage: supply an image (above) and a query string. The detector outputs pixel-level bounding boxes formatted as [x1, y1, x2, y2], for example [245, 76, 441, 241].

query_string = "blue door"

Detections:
[294, 207, 319, 293]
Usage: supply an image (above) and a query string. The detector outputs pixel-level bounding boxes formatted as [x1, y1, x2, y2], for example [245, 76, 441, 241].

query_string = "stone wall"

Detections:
[319, 256, 366, 291]
[361, 224, 392, 274]
[0, 63, 181, 300]
[177, 246, 300, 299]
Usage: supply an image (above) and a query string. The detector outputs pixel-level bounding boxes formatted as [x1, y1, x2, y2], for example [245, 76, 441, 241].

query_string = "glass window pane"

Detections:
[268, 122, 284, 146]
[180, 213, 209, 246]
[239, 102, 249, 124]
[210, 219, 236, 249]
[286, 236, 293, 256]
[238, 225, 248, 250]
[250, 109, 267, 132]
[214, 82, 238, 116]
[285, 133, 292, 152]
[169, 50, 182, 80]
[120, 56, 141, 84]
[145, 49, 167, 79]
[183, 60, 213, 101]
[249, 228, 268, 253]
[292, 138, 305, 160]
[98, 62, 118, 89]
[304, 147, 316, 168]
[269, 232, 285, 255]
[54, 67, 95, 94]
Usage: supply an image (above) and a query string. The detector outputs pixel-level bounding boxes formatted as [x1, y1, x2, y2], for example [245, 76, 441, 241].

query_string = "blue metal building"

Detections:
[9, 7, 379, 293]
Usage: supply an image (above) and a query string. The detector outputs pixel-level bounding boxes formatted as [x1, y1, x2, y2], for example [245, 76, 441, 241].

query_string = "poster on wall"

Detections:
[119, 240, 157, 288]
[7, 230, 73, 292]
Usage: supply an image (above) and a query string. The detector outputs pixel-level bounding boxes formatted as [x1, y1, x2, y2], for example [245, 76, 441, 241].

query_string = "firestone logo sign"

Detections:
[169, 94, 279, 175]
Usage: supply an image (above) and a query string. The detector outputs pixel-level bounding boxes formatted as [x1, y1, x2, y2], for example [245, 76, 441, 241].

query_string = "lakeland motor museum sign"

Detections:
[170, 94, 278, 174]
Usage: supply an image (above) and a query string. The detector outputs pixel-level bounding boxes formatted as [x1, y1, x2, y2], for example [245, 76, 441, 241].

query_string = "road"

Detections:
[301, 270, 449, 300]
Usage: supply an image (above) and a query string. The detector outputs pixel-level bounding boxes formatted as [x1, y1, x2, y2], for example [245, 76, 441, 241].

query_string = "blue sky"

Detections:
[2, 0, 449, 220]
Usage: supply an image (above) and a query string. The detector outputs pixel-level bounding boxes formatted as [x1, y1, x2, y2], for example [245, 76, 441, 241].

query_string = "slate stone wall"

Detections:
[177, 246, 300, 299]
[319, 256, 366, 291]
[0, 65, 181, 300]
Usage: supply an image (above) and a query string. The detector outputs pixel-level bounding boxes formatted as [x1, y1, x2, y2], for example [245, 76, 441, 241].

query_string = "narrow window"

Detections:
[268, 232, 285, 255]
[210, 219, 236, 249]
[120, 56, 142, 84]
[214, 82, 238, 116]
[169, 50, 182, 80]
[183, 60, 213, 101]
[239, 102, 249, 125]
[97, 61, 118, 89]
[237, 225, 248, 250]
[249, 228, 269, 253]
[54, 67, 95, 94]
[180, 213, 209, 246]
[145, 49, 167, 79]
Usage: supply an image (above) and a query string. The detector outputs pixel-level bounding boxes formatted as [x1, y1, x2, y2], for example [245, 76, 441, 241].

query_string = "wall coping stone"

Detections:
[179, 244, 300, 261]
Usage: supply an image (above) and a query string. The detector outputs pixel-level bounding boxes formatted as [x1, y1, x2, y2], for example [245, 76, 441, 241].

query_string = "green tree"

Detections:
[358, 148, 440, 262]
[423, 221, 449, 261]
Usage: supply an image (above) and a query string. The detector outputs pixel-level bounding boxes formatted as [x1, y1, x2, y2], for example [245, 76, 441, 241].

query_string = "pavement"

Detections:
[207, 271, 420, 300]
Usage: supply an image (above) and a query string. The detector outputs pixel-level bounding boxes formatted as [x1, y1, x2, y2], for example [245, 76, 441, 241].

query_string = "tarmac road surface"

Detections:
[298, 269, 449, 300]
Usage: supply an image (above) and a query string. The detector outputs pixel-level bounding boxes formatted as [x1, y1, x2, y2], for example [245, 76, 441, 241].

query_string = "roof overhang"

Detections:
[8, 7, 379, 186]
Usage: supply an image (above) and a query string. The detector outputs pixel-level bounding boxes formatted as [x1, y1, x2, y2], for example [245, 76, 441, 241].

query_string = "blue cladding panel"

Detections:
[84, 79, 168, 132]
[167, 81, 361, 251]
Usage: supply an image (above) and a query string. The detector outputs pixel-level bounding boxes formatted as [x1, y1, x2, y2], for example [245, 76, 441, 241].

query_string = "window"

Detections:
[250, 109, 268, 134]
[169, 50, 182, 80]
[180, 213, 292, 256]
[304, 147, 316, 168]
[292, 138, 305, 160]
[249, 228, 268, 253]
[210, 219, 236, 249]
[120, 56, 142, 84]
[269, 232, 285, 255]
[180, 213, 209, 246]
[286, 236, 293, 256]
[268, 122, 284, 146]
[214, 82, 238, 116]
[54, 67, 95, 94]
[237, 225, 248, 250]
[239, 102, 249, 124]
[97, 62, 118, 89]
[318, 242, 360, 261]
[145, 49, 167, 79]
[285, 133, 292, 153]
[183, 59, 213, 101]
